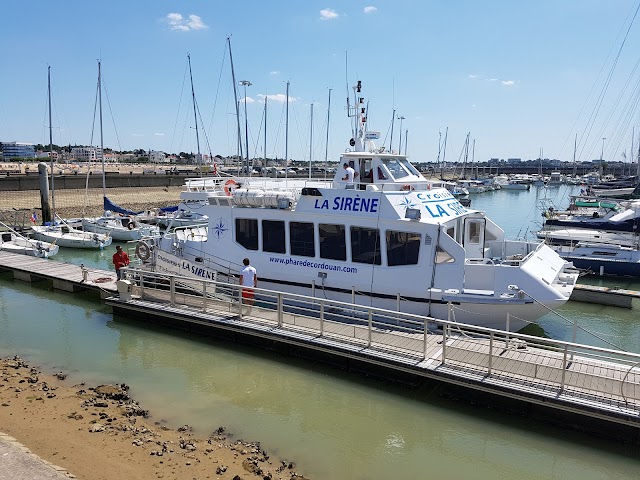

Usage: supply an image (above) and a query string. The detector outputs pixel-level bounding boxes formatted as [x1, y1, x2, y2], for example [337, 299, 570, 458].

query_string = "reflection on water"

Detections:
[1, 277, 639, 479]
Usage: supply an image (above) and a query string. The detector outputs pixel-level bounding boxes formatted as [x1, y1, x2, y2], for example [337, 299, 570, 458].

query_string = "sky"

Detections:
[1, 1, 640, 165]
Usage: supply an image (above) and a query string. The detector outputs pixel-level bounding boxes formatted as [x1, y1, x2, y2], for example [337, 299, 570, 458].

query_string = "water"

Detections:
[2, 184, 640, 479]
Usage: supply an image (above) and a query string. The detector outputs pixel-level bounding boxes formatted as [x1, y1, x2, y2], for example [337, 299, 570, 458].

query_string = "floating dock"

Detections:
[571, 284, 640, 308]
[0, 251, 638, 442]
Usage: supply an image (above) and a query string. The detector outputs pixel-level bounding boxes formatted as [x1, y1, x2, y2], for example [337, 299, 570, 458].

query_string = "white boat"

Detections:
[32, 222, 112, 249]
[139, 81, 578, 332]
[501, 179, 530, 190]
[31, 67, 112, 251]
[82, 210, 160, 241]
[553, 242, 640, 277]
[536, 227, 638, 247]
[0, 227, 59, 258]
[155, 210, 209, 228]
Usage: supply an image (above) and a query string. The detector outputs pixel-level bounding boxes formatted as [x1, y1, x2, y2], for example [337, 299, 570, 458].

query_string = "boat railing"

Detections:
[121, 267, 640, 410]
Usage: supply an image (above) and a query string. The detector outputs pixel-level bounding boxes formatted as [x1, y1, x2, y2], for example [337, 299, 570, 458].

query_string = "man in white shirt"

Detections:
[342, 162, 358, 188]
[239, 257, 257, 309]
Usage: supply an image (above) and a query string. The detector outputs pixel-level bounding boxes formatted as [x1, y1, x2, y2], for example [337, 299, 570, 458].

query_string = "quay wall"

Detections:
[0, 173, 191, 192]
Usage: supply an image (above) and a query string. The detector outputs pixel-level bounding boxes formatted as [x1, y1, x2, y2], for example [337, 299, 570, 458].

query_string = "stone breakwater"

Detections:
[0, 356, 309, 480]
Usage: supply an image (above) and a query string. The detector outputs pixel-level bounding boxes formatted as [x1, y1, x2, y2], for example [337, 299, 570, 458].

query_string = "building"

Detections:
[1, 142, 36, 160]
[71, 146, 102, 162]
[149, 150, 169, 163]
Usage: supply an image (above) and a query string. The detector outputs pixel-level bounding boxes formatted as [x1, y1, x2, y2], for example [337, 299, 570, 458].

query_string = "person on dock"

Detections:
[239, 257, 257, 312]
[112, 245, 130, 280]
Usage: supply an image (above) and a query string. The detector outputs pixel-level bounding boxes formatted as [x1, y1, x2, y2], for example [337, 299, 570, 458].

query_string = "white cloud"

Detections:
[165, 13, 208, 31]
[270, 71, 280, 76]
[487, 78, 498, 82]
[258, 94, 297, 104]
[320, 9, 339, 20]
[363, 6, 377, 14]
[154, 133, 165, 136]
[241, 96, 256, 104]
[468, 74, 479, 79]
[501, 80, 515, 86]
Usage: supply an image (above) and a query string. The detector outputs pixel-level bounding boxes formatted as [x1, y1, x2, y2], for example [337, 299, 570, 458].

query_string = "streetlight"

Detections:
[239, 80, 252, 173]
[397, 115, 405, 154]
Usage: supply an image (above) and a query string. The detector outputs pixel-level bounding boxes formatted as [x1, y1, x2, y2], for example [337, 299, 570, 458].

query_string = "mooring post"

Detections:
[37, 162, 51, 224]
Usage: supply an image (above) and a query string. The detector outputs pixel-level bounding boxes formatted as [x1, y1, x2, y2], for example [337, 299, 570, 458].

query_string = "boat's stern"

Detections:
[518, 243, 579, 302]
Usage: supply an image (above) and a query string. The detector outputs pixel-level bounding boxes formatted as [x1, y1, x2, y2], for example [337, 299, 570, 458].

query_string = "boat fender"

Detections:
[401, 184, 415, 191]
[135, 240, 152, 261]
[224, 179, 238, 196]
[128, 221, 135, 230]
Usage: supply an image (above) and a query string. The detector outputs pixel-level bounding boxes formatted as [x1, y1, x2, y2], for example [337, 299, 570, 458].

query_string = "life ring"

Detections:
[127, 221, 135, 230]
[135, 240, 152, 261]
[401, 184, 414, 191]
[224, 179, 238, 196]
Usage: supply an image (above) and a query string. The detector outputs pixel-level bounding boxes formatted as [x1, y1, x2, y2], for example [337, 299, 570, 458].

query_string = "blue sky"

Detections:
[1, 1, 640, 165]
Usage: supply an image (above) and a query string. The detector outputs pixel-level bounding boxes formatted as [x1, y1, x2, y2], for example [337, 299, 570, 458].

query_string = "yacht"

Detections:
[138, 81, 579, 332]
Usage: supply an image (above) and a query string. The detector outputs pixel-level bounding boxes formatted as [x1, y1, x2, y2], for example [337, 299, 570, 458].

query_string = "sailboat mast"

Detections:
[98, 61, 105, 198]
[325, 88, 332, 163]
[389, 109, 396, 152]
[285, 81, 289, 171]
[48, 66, 55, 217]
[404, 129, 408, 156]
[227, 37, 244, 174]
[264, 95, 267, 167]
[187, 54, 201, 172]
[308, 103, 313, 179]
[572, 134, 577, 177]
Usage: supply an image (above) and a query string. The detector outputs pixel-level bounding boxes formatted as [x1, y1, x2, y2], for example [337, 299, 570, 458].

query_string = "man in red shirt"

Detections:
[112, 245, 130, 280]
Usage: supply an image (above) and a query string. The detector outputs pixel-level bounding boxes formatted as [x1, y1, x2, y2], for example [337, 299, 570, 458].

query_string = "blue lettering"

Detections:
[361, 198, 370, 211]
[436, 204, 450, 217]
[343, 197, 353, 210]
[333, 198, 340, 210]
[425, 205, 439, 218]
[371, 198, 379, 212]
[353, 197, 361, 211]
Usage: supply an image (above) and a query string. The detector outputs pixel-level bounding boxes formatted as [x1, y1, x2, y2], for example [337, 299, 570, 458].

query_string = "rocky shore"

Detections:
[0, 356, 309, 480]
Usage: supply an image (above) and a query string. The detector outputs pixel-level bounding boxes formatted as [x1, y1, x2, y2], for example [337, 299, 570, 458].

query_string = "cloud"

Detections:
[269, 71, 280, 76]
[363, 6, 377, 14]
[154, 133, 165, 136]
[320, 9, 339, 20]
[501, 80, 515, 86]
[258, 94, 297, 104]
[487, 78, 498, 82]
[165, 13, 208, 31]
[468, 74, 479, 79]
[241, 96, 256, 104]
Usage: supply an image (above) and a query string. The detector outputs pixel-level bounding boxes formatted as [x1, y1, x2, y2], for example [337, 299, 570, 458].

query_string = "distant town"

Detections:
[0, 140, 637, 177]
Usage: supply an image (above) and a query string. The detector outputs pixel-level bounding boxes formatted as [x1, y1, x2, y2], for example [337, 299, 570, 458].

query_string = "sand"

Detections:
[0, 356, 309, 480]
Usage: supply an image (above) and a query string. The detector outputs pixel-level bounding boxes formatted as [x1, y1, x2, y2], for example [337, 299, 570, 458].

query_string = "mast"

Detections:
[187, 54, 201, 172]
[98, 61, 105, 198]
[389, 109, 396, 152]
[308, 102, 313, 179]
[228, 37, 244, 174]
[264, 95, 267, 168]
[325, 88, 332, 164]
[285, 81, 289, 174]
[404, 129, 408, 156]
[572, 134, 577, 177]
[441, 127, 448, 179]
[48, 66, 55, 218]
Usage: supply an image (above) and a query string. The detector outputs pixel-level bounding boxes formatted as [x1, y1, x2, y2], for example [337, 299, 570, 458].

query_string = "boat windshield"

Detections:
[382, 158, 419, 180]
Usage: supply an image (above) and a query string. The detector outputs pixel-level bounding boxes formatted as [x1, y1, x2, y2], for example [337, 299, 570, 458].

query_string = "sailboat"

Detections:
[0, 221, 59, 258]
[31, 66, 112, 250]
[81, 61, 161, 241]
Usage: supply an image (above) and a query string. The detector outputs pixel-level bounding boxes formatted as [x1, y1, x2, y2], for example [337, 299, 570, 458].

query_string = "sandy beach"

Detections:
[0, 356, 309, 480]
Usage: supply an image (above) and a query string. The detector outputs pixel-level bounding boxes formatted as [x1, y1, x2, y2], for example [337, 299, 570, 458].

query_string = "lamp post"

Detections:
[239, 80, 252, 173]
[397, 116, 405, 154]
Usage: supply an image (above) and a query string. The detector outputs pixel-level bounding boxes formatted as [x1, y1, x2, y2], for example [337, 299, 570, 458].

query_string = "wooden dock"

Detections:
[0, 251, 118, 297]
[1, 251, 639, 441]
[572, 284, 640, 308]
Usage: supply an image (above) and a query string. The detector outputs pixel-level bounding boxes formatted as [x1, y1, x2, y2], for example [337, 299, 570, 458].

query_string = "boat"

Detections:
[0, 223, 59, 258]
[30, 66, 112, 250]
[80, 62, 161, 242]
[542, 198, 640, 234]
[137, 80, 579, 332]
[553, 242, 640, 277]
[155, 210, 209, 228]
[589, 175, 639, 198]
[501, 179, 530, 190]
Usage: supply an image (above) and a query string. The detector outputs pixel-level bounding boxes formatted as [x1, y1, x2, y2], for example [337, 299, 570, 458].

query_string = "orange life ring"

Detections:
[401, 184, 414, 191]
[224, 179, 238, 196]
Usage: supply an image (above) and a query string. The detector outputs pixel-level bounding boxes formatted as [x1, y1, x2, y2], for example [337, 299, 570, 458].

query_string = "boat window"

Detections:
[262, 220, 286, 254]
[351, 226, 381, 265]
[446, 227, 455, 239]
[235, 218, 258, 250]
[386, 230, 421, 266]
[290, 222, 315, 257]
[468, 221, 481, 244]
[382, 158, 410, 180]
[399, 158, 420, 176]
[435, 244, 454, 264]
[377, 166, 388, 180]
[319, 223, 346, 261]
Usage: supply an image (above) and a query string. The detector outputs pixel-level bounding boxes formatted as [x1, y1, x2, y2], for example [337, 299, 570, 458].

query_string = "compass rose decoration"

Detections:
[396, 194, 418, 211]
[211, 218, 228, 240]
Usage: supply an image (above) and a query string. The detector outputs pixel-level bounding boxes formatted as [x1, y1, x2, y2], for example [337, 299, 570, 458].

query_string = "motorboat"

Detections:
[590, 176, 639, 198]
[501, 179, 530, 190]
[138, 81, 579, 332]
[542, 198, 640, 234]
[553, 242, 640, 277]
[155, 210, 209, 228]
[0, 228, 59, 258]
[82, 209, 160, 241]
[536, 227, 638, 247]
[32, 222, 112, 249]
